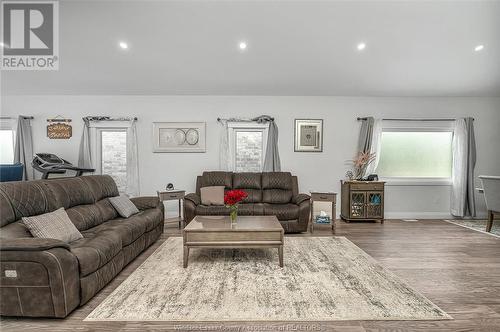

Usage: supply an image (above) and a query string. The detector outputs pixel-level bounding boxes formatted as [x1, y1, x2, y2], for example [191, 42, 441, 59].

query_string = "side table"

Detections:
[310, 191, 337, 233]
[157, 190, 185, 229]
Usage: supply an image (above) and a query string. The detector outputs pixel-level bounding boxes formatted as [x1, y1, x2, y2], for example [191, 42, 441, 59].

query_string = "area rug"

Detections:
[445, 219, 500, 237]
[86, 237, 450, 321]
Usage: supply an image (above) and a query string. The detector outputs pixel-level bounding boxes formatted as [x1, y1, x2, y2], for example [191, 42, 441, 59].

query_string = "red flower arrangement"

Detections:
[224, 189, 248, 206]
[224, 189, 248, 223]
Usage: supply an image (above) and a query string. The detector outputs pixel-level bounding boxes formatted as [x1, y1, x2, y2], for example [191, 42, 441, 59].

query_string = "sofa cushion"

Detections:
[70, 230, 122, 277]
[195, 205, 230, 216]
[109, 195, 140, 218]
[262, 189, 293, 204]
[22, 207, 83, 243]
[94, 198, 119, 222]
[200, 186, 225, 205]
[237, 203, 265, 216]
[66, 204, 103, 231]
[262, 172, 293, 204]
[233, 173, 262, 203]
[0, 181, 49, 225]
[233, 173, 261, 189]
[128, 209, 163, 232]
[42, 178, 96, 211]
[79, 175, 119, 201]
[201, 171, 232, 189]
[82, 219, 145, 247]
[0, 221, 32, 238]
[0, 190, 16, 227]
[262, 172, 293, 190]
[263, 203, 299, 221]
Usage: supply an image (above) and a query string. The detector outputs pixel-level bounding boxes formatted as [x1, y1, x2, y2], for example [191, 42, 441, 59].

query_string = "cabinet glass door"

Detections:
[350, 192, 366, 218]
[366, 192, 383, 218]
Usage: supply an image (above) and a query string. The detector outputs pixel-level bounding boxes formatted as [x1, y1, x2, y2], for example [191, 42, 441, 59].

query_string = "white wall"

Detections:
[1, 95, 499, 219]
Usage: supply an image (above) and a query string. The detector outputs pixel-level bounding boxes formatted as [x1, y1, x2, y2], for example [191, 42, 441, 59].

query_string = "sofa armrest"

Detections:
[184, 193, 201, 205]
[0, 238, 70, 251]
[294, 193, 311, 205]
[183, 193, 200, 224]
[130, 196, 161, 211]
[297, 195, 311, 227]
[1, 240, 80, 317]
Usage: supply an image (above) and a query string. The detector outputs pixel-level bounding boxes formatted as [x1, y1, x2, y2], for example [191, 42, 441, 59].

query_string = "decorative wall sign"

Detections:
[153, 122, 206, 152]
[294, 119, 323, 152]
[47, 117, 72, 139]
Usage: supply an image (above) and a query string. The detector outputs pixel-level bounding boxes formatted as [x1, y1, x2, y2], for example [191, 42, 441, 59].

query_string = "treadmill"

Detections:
[32, 153, 95, 179]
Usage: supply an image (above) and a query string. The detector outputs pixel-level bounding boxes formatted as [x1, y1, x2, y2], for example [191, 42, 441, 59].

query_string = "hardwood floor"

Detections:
[2, 219, 500, 331]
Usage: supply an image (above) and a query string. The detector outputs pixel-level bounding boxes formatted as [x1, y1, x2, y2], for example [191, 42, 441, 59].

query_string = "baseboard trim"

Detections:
[384, 212, 488, 220]
[384, 212, 452, 219]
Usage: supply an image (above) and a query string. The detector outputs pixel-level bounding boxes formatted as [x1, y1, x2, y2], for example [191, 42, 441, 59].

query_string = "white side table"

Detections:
[157, 190, 185, 229]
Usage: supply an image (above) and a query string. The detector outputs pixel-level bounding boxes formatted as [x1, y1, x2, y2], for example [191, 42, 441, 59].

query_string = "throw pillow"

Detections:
[200, 186, 225, 205]
[109, 194, 140, 218]
[22, 207, 83, 243]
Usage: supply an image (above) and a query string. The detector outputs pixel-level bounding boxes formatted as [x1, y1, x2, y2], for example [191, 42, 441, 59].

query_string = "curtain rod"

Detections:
[84, 117, 138, 121]
[357, 117, 474, 121]
[0, 116, 34, 120]
[217, 117, 274, 122]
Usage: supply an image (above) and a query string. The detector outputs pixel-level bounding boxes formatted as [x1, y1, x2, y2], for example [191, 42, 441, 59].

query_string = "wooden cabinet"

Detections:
[340, 181, 385, 223]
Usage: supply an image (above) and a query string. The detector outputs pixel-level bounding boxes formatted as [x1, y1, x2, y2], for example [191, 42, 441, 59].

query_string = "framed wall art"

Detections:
[47, 117, 72, 139]
[153, 122, 206, 152]
[294, 119, 323, 152]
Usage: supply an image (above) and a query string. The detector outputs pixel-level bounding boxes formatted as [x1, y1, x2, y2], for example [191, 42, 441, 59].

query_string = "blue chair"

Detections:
[0, 163, 24, 182]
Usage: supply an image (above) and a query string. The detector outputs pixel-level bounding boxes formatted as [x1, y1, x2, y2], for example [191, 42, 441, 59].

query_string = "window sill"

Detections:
[381, 178, 452, 186]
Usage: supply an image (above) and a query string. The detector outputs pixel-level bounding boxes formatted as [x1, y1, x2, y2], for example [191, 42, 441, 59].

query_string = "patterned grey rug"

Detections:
[86, 237, 450, 321]
[445, 219, 500, 237]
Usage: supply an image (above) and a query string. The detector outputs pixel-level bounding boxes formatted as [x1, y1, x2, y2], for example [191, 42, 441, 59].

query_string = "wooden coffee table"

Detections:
[182, 215, 284, 268]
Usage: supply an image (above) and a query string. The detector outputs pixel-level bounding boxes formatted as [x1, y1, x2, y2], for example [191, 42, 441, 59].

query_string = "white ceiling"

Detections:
[1, 0, 499, 96]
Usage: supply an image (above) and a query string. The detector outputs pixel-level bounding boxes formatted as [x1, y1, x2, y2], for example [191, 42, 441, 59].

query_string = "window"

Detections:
[228, 123, 268, 172]
[0, 120, 16, 164]
[97, 130, 127, 193]
[376, 127, 453, 180]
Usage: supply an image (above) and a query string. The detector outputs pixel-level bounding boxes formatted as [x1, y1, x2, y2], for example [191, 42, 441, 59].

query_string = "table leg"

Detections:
[183, 246, 189, 268]
[178, 199, 182, 229]
[278, 245, 283, 267]
[332, 219, 336, 234]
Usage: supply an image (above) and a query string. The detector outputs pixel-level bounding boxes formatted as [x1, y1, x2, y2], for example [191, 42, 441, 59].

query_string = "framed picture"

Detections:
[294, 119, 323, 152]
[153, 122, 206, 153]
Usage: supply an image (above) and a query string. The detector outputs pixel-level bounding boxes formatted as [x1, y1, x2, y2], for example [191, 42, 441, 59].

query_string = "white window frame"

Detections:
[0, 118, 17, 164]
[377, 121, 454, 186]
[228, 122, 268, 172]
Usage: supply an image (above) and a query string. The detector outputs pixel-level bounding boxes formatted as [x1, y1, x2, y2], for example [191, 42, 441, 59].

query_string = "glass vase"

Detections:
[230, 205, 238, 224]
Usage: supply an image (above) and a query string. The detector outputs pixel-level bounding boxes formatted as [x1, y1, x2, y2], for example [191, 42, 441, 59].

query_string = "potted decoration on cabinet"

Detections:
[349, 151, 376, 180]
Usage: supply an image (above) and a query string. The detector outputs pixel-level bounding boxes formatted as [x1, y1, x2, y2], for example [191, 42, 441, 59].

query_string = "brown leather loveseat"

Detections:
[184, 171, 310, 233]
[0, 175, 164, 318]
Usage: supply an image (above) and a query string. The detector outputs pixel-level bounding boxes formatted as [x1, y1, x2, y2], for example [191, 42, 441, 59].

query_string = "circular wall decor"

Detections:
[174, 129, 186, 145]
[185, 129, 200, 145]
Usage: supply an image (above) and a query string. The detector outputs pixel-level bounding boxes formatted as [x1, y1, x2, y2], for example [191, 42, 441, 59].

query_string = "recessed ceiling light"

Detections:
[119, 41, 129, 50]
[0, 42, 7, 48]
[239, 41, 247, 50]
[474, 44, 484, 52]
[357, 42, 366, 51]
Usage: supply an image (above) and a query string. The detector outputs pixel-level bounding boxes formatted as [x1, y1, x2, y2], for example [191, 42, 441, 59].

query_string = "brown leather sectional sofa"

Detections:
[184, 171, 311, 233]
[0, 175, 164, 318]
